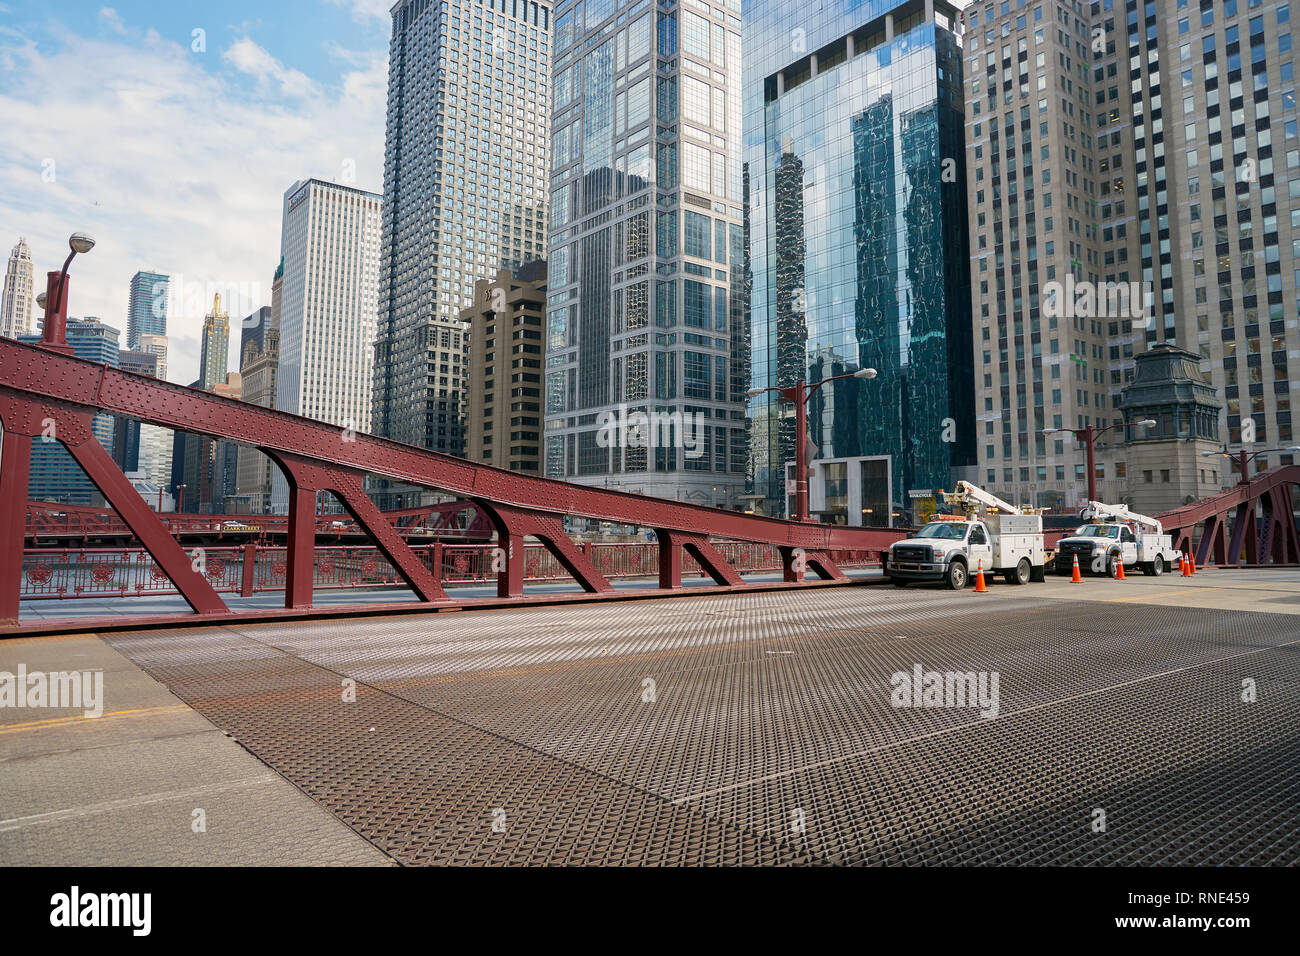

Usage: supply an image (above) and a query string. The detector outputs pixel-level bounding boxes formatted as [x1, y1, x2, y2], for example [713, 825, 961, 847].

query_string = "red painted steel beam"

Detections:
[1159, 464, 1299, 566]
[476, 501, 613, 597]
[0, 399, 227, 615]
[0, 431, 32, 622]
[0, 340, 907, 552]
[270, 452, 449, 604]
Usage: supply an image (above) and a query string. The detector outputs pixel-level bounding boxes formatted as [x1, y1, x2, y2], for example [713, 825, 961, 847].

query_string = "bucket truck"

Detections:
[1053, 500, 1182, 577]
[886, 482, 1047, 590]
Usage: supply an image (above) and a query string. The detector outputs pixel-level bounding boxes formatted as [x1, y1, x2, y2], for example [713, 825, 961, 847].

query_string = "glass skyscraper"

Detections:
[126, 270, 168, 349]
[373, 0, 552, 457]
[19, 318, 120, 504]
[745, 0, 975, 522]
[542, 0, 749, 507]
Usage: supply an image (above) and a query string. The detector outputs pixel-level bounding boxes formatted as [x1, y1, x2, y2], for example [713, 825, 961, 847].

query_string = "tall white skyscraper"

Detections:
[372, 0, 552, 456]
[1, 238, 35, 338]
[271, 178, 381, 512]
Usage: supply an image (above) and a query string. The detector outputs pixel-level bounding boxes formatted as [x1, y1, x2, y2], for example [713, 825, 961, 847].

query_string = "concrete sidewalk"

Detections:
[0, 634, 392, 866]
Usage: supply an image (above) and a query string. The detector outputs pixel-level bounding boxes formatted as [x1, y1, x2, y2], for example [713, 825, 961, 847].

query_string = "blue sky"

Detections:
[0, 1, 392, 385]
[7, 0, 391, 81]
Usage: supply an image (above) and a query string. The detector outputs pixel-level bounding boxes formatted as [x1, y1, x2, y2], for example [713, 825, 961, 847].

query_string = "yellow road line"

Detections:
[0, 704, 187, 734]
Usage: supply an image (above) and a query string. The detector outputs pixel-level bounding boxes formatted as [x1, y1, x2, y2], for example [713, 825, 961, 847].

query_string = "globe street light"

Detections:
[40, 232, 97, 353]
[1202, 444, 1300, 486]
[748, 367, 878, 522]
[1042, 418, 1156, 504]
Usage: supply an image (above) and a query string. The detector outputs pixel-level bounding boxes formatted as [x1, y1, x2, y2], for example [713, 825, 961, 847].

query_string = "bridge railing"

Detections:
[17, 542, 883, 602]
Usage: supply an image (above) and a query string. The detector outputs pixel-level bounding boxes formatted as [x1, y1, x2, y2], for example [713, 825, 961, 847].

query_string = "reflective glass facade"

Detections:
[126, 270, 168, 349]
[543, 0, 748, 508]
[745, 0, 975, 519]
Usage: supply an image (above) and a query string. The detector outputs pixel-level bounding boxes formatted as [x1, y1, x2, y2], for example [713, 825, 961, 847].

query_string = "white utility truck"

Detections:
[886, 482, 1047, 590]
[1053, 500, 1182, 577]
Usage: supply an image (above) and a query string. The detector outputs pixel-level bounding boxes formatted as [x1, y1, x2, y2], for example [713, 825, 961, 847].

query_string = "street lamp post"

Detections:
[748, 367, 878, 522]
[1202, 445, 1300, 485]
[1043, 418, 1156, 504]
[38, 233, 96, 353]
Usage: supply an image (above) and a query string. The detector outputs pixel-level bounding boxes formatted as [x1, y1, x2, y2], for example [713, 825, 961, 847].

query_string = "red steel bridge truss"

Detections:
[2, 339, 1297, 631]
[0, 340, 905, 629]
[1159, 464, 1300, 568]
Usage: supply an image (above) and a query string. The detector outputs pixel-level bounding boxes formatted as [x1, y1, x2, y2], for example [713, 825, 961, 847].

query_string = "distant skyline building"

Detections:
[1, 238, 35, 338]
[137, 332, 168, 381]
[126, 270, 168, 349]
[183, 371, 241, 514]
[270, 178, 381, 513]
[199, 293, 229, 390]
[542, 0, 748, 507]
[112, 348, 159, 474]
[745, 0, 975, 522]
[19, 318, 120, 504]
[240, 305, 272, 357]
[372, 0, 552, 456]
[133, 332, 173, 490]
[235, 321, 280, 515]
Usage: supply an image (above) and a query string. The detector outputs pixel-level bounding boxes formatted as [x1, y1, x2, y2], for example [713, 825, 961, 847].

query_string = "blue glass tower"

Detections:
[19, 318, 120, 504]
[126, 271, 168, 349]
[745, 0, 975, 522]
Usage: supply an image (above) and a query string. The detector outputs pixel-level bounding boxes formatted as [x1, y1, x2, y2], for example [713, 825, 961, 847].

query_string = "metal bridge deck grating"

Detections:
[103, 587, 1300, 865]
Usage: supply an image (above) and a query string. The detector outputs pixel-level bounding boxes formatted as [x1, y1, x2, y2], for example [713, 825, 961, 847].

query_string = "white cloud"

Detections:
[98, 8, 128, 35]
[325, 0, 393, 25]
[223, 37, 317, 99]
[0, 18, 386, 388]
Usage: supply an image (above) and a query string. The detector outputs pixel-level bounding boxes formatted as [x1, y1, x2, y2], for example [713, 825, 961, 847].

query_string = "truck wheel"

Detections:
[1030, 564, 1046, 583]
[1149, 556, 1164, 576]
[1010, 557, 1031, 585]
[1106, 552, 1120, 578]
[945, 560, 968, 590]
[891, 578, 908, 588]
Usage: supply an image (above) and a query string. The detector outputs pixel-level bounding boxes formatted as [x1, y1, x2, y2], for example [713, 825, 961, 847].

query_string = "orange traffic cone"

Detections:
[1180, 554, 1191, 576]
[1116, 559, 1126, 580]
[974, 561, 988, 592]
[1071, 554, 1082, 583]
[1190, 554, 1197, 574]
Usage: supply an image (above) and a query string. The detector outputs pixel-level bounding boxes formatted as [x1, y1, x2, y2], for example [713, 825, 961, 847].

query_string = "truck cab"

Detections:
[887, 519, 986, 590]
[1054, 523, 1135, 577]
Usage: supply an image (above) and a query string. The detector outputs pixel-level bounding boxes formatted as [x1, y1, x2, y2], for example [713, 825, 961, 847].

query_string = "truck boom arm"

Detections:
[1079, 500, 1164, 535]
[940, 481, 1028, 517]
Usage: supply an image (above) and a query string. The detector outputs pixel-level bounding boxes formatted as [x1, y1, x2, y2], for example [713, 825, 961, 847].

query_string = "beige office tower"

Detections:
[463, 262, 548, 472]
[235, 324, 280, 514]
[1, 238, 35, 338]
[963, 0, 1300, 512]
